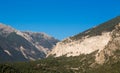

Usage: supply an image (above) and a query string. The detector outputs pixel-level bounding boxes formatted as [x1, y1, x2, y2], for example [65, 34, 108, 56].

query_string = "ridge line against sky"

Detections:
[0, 0, 120, 40]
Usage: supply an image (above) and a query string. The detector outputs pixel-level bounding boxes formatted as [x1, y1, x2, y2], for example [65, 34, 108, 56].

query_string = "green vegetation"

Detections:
[0, 55, 118, 72]
[0, 64, 20, 73]
[0, 53, 95, 73]
[0, 50, 120, 73]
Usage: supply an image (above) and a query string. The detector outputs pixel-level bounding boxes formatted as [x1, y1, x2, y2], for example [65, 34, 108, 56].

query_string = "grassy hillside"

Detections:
[0, 51, 120, 73]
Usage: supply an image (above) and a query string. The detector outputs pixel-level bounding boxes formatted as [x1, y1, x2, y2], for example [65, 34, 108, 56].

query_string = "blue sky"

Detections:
[0, 0, 120, 40]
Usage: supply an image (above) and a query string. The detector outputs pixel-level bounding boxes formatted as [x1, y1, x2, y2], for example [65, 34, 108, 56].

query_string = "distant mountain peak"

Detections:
[0, 23, 59, 62]
[0, 23, 16, 37]
[23, 31, 55, 40]
[23, 31, 59, 50]
[0, 23, 15, 31]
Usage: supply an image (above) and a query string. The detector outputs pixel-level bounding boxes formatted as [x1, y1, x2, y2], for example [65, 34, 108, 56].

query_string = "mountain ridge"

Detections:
[1, 16, 120, 73]
[0, 23, 59, 62]
[65, 16, 120, 41]
[48, 16, 120, 65]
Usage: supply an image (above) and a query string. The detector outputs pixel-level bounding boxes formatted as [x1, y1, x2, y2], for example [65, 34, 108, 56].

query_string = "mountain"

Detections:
[0, 23, 59, 62]
[1, 16, 120, 73]
[48, 16, 120, 64]
[23, 32, 58, 50]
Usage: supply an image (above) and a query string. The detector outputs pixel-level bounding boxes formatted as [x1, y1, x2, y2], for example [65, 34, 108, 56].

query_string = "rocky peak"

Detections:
[23, 32, 59, 49]
[0, 23, 59, 62]
[0, 23, 15, 37]
[23, 32, 56, 41]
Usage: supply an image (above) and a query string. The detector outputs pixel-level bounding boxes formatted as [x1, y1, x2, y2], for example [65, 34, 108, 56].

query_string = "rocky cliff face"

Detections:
[95, 23, 120, 64]
[48, 16, 120, 65]
[23, 32, 58, 50]
[0, 23, 59, 62]
[48, 32, 111, 57]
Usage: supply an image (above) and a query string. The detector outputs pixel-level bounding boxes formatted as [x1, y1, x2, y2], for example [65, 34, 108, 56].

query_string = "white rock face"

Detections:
[4, 50, 12, 56]
[16, 30, 33, 42]
[20, 46, 28, 59]
[48, 32, 111, 57]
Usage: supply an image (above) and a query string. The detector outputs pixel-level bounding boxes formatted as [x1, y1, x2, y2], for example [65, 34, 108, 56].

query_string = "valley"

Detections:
[0, 16, 120, 73]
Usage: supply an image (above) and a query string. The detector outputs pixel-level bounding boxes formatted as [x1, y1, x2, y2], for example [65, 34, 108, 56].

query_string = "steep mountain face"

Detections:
[48, 16, 120, 64]
[0, 23, 59, 62]
[23, 32, 58, 50]
[95, 23, 120, 64]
